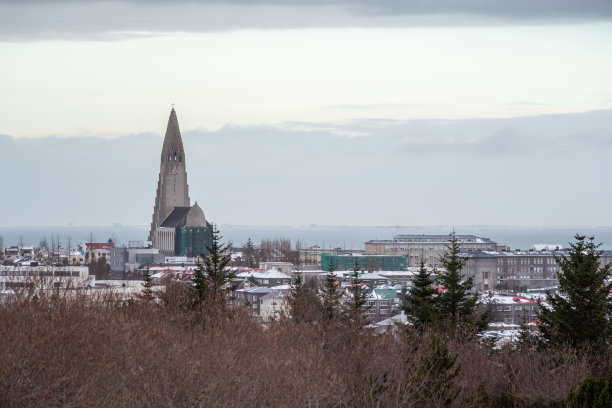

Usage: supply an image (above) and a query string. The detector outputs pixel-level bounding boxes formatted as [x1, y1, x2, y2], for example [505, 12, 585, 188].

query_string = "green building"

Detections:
[174, 223, 214, 257]
[321, 253, 407, 272]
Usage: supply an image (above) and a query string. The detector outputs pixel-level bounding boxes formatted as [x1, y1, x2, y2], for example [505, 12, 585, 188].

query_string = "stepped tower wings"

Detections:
[148, 108, 191, 242]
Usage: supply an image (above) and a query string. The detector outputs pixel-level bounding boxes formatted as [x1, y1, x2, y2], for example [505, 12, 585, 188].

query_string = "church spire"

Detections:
[148, 108, 191, 242]
[161, 108, 186, 166]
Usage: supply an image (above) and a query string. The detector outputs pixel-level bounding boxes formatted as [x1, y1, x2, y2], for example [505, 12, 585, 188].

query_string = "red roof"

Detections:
[85, 242, 114, 250]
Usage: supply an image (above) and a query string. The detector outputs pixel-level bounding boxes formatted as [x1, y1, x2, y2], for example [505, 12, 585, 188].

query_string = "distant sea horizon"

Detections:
[3, 224, 612, 251]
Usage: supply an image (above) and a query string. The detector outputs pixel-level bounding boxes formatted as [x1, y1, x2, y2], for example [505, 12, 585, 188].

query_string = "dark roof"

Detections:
[159, 207, 191, 228]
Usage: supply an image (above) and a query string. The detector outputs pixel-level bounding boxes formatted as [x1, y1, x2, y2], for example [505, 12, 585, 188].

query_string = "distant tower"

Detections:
[148, 108, 190, 243]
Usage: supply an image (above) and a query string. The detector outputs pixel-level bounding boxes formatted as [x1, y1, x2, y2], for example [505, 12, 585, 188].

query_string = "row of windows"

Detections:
[0, 270, 81, 277]
[495, 305, 538, 311]
[168, 152, 182, 162]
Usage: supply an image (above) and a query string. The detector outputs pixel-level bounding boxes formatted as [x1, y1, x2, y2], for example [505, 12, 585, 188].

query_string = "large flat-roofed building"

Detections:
[365, 234, 504, 267]
[462, 249, 612, 292]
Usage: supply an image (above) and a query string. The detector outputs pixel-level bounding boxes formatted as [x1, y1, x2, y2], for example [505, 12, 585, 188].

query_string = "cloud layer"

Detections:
[2, 0, 612, 40]
[1, 109, 611, 227]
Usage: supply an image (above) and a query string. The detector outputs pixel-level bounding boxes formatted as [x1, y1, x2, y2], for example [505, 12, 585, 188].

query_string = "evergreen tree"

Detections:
[138, 269, 155, 302]
[243, 238, 256, 267]
[321, 260, 342, 321]
[287, 263, 322, 322]
[190, 225, 235, 311]
[414, 335, 461, 406]
[435, 232, 485, 330]
[566, 373, 612, 408]
[400, 261, 438, 328]
[344, 259, 371, 325]
[538, 235, 612, 350]
[516, 309, 541, 350]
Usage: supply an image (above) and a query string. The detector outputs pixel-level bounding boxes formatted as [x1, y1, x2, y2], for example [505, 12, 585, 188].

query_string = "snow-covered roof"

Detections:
[359, 273, 385, 280]
[532, 244, 563, 251]
[481, 295, 538, 305]
[269, 284, 292, 290]
[375, 312, 408, 327]
[253, 269, 291, 279]
[488, 322, 520, 329]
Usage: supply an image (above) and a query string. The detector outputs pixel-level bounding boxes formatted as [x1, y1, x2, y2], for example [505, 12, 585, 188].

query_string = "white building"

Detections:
[0, 265, 93, 292]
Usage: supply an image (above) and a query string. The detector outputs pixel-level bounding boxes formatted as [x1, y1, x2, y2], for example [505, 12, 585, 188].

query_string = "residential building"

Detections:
[260, 261, 295, 276]
[365, 288, 400, 323]
[481, 295, 541, 325]
[235, 269, 292, 287]
[83, 242, 114, 264]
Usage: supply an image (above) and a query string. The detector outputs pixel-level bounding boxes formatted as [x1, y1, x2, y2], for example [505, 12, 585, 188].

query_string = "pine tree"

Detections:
[344, 259, 370, 325]
[138, 269, 155, 302]
[190, 225, 235, 311]
[400, 260, 438, 328]
[435, 232, 486, 330]
[321, 260, 342, 321]
[538, 235, 612, 350]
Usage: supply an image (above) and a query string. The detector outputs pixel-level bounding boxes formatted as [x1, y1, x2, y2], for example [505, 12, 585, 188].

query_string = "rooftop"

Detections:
[159, 207, 192, 228]
[393, 234, 494, 243]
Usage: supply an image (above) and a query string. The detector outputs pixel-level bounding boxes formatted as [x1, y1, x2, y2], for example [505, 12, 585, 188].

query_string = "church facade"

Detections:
[148, 108, 212, 256]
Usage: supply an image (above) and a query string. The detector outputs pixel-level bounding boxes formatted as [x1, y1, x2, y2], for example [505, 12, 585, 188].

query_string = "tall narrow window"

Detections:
[168, 154, 171, 162]
[174, 152, 177, 161]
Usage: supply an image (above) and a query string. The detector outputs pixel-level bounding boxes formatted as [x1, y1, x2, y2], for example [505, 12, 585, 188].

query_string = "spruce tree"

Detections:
[138, 269, 155, 302]
[538, 235, 612, 350]
[435, 232, 485, 330]
[243, 238, 256, 268]
[414, 335, 461, 406]
[190, 225, 235, 311]
[321, 260, 342, 321]
[344, 259, 370, 325]
[287, 263, 305, 320]
[287, 263, 322, 322]
[400, 260, 438, 328]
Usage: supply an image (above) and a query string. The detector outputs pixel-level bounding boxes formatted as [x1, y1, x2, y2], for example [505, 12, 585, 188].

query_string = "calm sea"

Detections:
[2, 225, 612, 251]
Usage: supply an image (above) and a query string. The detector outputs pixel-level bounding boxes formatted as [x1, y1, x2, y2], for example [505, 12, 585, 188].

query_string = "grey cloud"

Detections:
[1, 109, 611, 227]
[1, 0, 611, 41]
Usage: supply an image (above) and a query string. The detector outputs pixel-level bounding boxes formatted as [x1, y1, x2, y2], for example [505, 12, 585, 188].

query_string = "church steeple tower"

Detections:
[148, 108, 190, 242]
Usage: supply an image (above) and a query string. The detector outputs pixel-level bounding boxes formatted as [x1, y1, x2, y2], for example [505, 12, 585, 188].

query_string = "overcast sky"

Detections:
[1, 1, 611, 227]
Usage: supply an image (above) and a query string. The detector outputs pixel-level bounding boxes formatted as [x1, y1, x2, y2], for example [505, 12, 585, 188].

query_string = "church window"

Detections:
[168, 154, 171, 162]
[174, 152, 177, 161]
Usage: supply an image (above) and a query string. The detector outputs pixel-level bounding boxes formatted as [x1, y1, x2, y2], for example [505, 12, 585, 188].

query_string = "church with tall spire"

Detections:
[149, 108, 212, 256]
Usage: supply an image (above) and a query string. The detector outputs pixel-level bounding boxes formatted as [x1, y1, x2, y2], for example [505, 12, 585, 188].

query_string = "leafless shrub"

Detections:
[0, 285, 608, 407]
